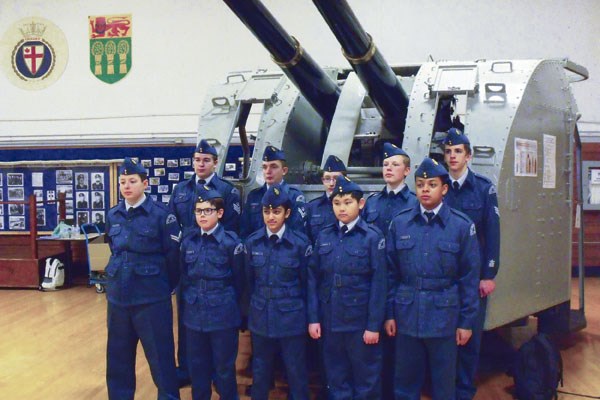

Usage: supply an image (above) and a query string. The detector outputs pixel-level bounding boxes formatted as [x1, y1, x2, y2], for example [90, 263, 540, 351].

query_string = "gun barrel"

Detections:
[223, 0, 340, 126]
[313, 0, 409, 138]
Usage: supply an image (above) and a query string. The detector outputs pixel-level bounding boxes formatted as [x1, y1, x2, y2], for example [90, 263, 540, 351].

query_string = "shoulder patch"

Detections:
[234, 243, 244, 255]
[166, 214, 177, 224]
[470, 223, 477, 236]
[231, 187, 239, 195]
[298, 206, 307, 219]
[233, 202, 241, 215]
[170, 231, 182, 243]
[296, 194, 305, 203]
[378, 238, 385, 250]
[494, 206, 500, 216]
[305, 245, 313, 257]
[488, 259, 496, 269]
[489, 185, 497, 195]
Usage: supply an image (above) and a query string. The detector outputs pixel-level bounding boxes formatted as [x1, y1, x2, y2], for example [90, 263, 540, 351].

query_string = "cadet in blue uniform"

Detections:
[308, 176, 387, 399]
[180, 186, 244, 400]
[362, 142, 417, 399]
[240, 146, 306, 239]
[305, 155, 347, 243]
[169, 139, 241, 386]
[105, 157, 181, 400]
[245, 185, 311, 400]
[363, 143, 417, 235]
[442, 128, 501, 400]
[385, 157, 480, 400]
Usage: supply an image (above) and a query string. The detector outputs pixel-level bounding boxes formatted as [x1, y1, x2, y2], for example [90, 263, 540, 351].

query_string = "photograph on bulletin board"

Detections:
[91, 173, 104, 190]
[76, 192, 89, 208]
[75, 172, 89, 189]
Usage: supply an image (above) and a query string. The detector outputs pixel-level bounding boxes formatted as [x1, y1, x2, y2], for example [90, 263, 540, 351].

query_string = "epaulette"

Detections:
[397, 207, 412, 215]
[289, 228, 310, 244]
[153, 200, 170, 212]
[472, 171, 493, 185]
[366, 223, 384, 237]
[223, 229, 241, 242]
[245, 229, 264, 243]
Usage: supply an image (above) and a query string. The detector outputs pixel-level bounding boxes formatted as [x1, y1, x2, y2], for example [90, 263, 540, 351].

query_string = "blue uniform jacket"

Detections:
[362, 185, 418, 235]
[305, 193, 336, 243]
[105, 196, 181, 306]
[444, 169, 500, 280]
[308, 219, 387, 333]
[180, 225, 244, 332]
[240, 181, 306, 239]
[245, 226, 312, 338]
[169, 175, 241, 236]
[386, 203, 480, 337]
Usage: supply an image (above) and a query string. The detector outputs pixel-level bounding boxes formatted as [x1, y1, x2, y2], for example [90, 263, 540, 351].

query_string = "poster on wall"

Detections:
[89, 14, 132, 84]
[0, 17, 69, 90]
[514, 138, 538, 177]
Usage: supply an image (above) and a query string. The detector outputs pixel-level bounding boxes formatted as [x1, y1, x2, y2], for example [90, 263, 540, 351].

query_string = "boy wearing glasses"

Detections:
[305, 155, 347, 243]
[245, 185, 312, 400]
[240, 146, 306, 239]
[179, 186, 244, 400]
[169, 139, 241, 385]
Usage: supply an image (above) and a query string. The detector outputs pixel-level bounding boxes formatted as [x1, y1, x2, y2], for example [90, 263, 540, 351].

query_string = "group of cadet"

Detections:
[102, 128, 500, 400]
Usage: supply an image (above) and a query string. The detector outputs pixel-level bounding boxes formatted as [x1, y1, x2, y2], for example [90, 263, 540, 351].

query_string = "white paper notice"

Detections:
[542, 134, 556, 189]
[32, 172, 44, 187]
[514, 138, 538, 177]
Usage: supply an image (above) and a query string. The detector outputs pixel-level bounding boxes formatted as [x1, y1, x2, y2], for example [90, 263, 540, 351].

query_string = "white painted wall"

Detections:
[0, 0, 598, 145]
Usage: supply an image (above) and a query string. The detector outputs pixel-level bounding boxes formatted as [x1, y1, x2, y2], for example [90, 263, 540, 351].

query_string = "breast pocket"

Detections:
[276, 298, 305, 331]
[343, 247, 369, 273]
[249, 203, 263, 229]
[462, 200, 483, 225]
[431, 290, 460, 334]
[133, 226, 159, 252]
[249, 255, 267, 283]
[395, 238, 416, 267]
[174, 192, 191, 216]
[277, 257, 300, 283]
[207, 254, 230, 279]
[438, 241, 460, 273]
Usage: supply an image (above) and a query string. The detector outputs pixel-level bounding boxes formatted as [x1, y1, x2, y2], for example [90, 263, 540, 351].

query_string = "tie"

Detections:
[198, 179, 206, 185]
[424, 211, 434, 223]
[127, 207, 135, 217]
[202, 233, 208, 238]
[453, 181, 460, 191]
[269, 234, 278, 245]
[341, 225, 349, 235]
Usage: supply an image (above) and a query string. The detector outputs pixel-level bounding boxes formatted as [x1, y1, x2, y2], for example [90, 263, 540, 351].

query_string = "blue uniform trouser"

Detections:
[394, 333, 456, 400]
[456, 296, 487, 400]
[176, 287, 189, 379]
[251, 333, 309, 400]
[106, 299, 179, 400]
[381, 333, 396, 399]
[322, 330, 382, 400]
[186, 327, 239, 400]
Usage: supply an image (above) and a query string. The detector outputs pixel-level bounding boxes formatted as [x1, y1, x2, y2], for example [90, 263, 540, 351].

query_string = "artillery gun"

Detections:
[199, 0, 588, 332]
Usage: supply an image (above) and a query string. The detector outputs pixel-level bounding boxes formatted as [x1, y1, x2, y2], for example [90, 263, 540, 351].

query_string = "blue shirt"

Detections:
[363, 185, 417, 235]
[180, 224, 244, 332]
[240, 181, 306, 239]
[169, 174, 241, 236]
[444, 168, 500, 280]
[386, 203, 480, 337]
[105, 196, 181, 306]
[308, 218, 387, 333]
[245, 225, 312, 338]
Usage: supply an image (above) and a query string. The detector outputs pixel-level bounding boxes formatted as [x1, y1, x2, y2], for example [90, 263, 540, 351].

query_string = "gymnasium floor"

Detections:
[1, 278, 599, 399]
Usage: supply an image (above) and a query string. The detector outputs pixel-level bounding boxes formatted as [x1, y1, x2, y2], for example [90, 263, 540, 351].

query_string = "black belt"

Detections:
[331, 273, 369, 287]
[193, 279, 230, 291]
[256, 285, 301, 299]
[400, 276, 454, 291]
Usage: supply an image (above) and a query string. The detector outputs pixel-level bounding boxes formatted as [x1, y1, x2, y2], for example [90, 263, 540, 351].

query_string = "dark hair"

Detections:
[444, 143, 472, 156]
[138, 173, 148, 181]
[331, 191, 362, 202]
[262, 202, 291, 212]
[195, 197, 225, 211]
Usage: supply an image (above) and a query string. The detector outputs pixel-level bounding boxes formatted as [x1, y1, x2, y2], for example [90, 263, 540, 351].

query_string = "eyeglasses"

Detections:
[322, 176, 341, 183]
[194, 208, 217, 216]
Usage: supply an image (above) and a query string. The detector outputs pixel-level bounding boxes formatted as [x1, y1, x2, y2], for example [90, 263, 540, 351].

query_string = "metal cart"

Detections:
[81, 223, 107, 293]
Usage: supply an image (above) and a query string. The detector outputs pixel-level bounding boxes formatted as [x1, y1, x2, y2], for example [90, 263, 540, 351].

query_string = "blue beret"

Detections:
[333, 175, 363, 197]
[119, 157, 146, 176]
[442, 128, 470, 146]
[383, 142, 408, 159]
[262, 145, 286, 162]
[323, 155, 347, 172]
[261, 184, 291, 208]
[415, 157, 448, 181]
[196, 185, 222, 203]
[194, 139, 218, 157]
